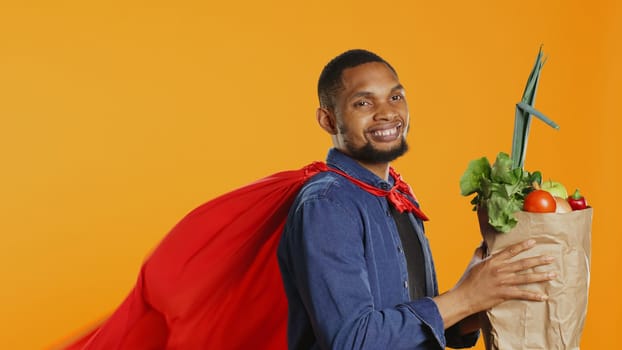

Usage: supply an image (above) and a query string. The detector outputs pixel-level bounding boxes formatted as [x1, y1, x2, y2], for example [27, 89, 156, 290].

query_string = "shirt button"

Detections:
[397, 246, 403, 253]
[404, 280, 409, 289]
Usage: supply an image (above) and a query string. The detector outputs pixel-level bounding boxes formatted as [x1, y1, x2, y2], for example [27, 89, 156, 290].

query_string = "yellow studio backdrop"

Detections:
[0, 1, 619, 348]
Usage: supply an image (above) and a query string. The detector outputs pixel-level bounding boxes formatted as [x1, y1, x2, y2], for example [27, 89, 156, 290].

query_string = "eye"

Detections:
[354, 100, 371, 107]
[391, 94, 404, 101]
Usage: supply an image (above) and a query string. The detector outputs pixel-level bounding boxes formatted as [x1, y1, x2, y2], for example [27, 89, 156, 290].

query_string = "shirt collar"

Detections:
[326, 148, 395, 189]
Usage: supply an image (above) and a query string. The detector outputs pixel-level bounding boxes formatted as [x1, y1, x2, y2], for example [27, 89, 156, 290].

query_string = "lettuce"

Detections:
[460, 152, 541, 233]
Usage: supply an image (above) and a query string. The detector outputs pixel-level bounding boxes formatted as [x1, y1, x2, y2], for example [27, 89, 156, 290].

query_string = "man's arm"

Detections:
[434, 240, 555, 330]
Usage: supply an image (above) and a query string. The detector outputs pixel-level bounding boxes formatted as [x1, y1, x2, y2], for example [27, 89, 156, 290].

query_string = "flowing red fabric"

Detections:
[62, 161, 427, 349]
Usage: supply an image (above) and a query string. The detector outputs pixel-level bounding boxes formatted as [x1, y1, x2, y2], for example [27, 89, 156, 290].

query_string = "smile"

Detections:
[368, 122, 403, 142]
[372, 128, 398, 137]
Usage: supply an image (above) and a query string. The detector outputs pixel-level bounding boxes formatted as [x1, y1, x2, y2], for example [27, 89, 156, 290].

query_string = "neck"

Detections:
[357, 161, 390, 180]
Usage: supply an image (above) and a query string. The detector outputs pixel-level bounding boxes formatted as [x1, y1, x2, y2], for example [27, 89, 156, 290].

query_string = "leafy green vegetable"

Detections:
[459, 152, 541, 233]
[487, 195, 521, 233]
[490, 152, 515, 184]
[460, 157, 490, 196]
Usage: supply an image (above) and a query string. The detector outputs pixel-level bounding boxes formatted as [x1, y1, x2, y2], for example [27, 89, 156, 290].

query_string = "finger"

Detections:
[495, 239, 536, 260]
[505, 287, 550, 302]
[505, 270, 557, 286]
[497, 255, 555, 273]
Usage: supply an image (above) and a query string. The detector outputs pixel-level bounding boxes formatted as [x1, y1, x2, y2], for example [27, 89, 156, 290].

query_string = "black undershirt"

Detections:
[389, 205, 427, 300]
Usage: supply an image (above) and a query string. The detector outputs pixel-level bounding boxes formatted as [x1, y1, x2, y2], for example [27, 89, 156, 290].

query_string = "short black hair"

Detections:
[317, 49, 397, 109]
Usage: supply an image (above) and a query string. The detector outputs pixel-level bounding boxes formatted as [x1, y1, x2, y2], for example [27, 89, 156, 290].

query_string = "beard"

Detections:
[344, 136, 409, 164]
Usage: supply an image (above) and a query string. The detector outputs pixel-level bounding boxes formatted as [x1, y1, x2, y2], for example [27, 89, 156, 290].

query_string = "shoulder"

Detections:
[283, 171, 366, 242]
[294, 171, 360, 210]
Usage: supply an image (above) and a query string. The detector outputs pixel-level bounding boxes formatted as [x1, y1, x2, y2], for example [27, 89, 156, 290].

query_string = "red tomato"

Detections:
[523, 190, 557, 213]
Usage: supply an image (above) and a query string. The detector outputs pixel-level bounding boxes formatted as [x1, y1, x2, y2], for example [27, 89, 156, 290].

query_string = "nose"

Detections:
[374, 102, 399, 121]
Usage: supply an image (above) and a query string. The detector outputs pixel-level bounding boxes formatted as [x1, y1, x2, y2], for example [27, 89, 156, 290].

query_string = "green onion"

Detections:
[511, 46, 559, 169]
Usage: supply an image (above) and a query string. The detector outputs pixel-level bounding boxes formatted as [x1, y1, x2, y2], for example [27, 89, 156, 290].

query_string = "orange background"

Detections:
[1, 1, 620, 348]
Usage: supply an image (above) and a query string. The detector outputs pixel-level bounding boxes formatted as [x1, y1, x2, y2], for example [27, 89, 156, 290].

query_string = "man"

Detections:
[277, 49, 555, 349]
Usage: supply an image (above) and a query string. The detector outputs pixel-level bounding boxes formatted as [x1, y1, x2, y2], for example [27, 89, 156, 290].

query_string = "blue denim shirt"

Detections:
[277, 149, 478, 349]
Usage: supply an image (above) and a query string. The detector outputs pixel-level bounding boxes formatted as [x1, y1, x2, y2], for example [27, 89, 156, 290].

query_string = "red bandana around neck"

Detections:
[306, 161, 429, 221]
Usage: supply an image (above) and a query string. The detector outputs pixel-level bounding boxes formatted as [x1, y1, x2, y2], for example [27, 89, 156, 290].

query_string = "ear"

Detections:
[316, 107, 338, 135]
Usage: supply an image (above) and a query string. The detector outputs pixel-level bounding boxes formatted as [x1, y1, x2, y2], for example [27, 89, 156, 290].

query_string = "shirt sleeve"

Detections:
[283, 195, 448, 349]
[445, 322, 480, 349]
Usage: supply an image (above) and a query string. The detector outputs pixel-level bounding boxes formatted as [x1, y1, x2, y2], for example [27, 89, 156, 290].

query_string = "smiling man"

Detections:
[277, 49, 556, 349]
[318, 58, 408, 176]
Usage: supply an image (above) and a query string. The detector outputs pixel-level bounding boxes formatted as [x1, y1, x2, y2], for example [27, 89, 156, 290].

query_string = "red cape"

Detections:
[64, 162, 329, 349]
[61, 161, 427, 349]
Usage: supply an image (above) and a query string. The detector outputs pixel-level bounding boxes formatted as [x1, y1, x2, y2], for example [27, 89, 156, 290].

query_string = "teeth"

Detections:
[373, 127, 397, 136]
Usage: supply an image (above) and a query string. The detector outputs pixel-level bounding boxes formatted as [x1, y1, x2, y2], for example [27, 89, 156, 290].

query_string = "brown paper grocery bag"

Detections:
[477, 207, 593, 350]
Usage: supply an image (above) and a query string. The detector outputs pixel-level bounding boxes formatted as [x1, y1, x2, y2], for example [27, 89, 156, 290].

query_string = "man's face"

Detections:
[329, 62, 409, 165]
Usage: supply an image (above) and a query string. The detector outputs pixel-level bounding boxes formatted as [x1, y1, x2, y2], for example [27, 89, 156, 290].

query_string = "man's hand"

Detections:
[434, 239, 555, 330]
